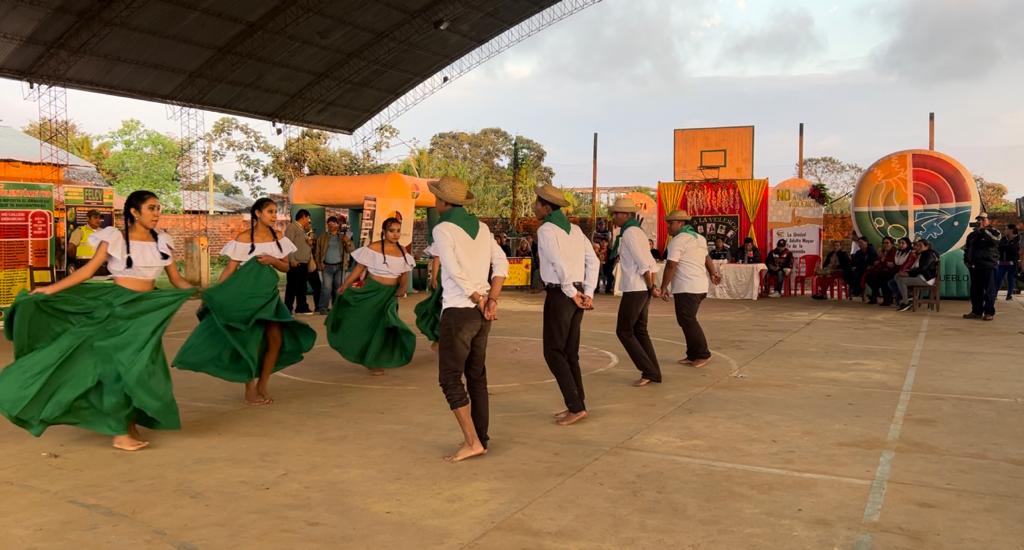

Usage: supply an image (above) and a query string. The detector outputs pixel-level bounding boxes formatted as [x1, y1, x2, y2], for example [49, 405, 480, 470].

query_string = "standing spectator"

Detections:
[649, 239, 662, 261]
[315, 215, 354, 314]
[812, 240, 852, 299]
[764, 239, 794, 297]
[602, 232, 618, 294]
[896, 240, 939, 311]
[865, 237, 898, 304]
[495, 233, 512, 257]
[66, 209, 110, 277]
[709, 237, 732, 260]
[596, 238, 610, 293]
[963, 212, 1002, 320]
[996, 224, 1019, 301]
[849, 236, 877, 298]
[885, 237, 916, 305]
[515, 236, 532, 258]
[284, 209, 315, 315]
[735, 237, 761, 264]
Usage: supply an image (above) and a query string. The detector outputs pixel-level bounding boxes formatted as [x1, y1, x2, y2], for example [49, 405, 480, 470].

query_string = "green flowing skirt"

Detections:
[173, 261, 316, 382]
[414, 270, 443, 342]
[0, 284, 192, 437]
[325, 277, 415, 368]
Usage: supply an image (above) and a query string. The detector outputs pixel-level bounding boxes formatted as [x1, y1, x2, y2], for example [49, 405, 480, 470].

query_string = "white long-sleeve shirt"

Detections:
[618, 225, 657, 292]
[433, 220, 510, 310]
[537, 222, 600, 298]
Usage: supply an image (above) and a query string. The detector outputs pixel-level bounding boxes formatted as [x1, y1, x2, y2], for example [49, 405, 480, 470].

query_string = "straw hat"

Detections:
[608, 197, 638, 213]
[534, 184, 570, 207]
[428, 176, 475, 205]
[665, 210, 691, 222]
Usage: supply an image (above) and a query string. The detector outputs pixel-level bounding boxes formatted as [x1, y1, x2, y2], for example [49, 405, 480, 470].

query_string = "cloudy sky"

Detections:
[1, 0, 1022, 198]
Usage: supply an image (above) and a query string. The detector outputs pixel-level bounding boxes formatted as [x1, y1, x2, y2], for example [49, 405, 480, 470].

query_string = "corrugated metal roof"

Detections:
[0, 125, 94, 167]
[180, 190, 254, 213]
[0, 0, 558, 133]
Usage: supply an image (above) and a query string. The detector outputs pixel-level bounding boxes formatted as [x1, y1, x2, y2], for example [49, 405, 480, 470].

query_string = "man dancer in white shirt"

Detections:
[533, 185, 601, 426]
[428, 176, 509, 463]
[658, 210, 722, 369]
[608, 197, 662, 387]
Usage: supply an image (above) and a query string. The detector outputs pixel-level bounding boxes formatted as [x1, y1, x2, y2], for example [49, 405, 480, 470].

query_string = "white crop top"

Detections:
[351, 246, 414, 278]
[220, 238, 298, 264]
[88, 226, 174, 280]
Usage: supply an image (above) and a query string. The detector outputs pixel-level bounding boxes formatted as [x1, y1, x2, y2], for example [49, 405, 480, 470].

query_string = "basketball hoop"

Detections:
[698, 166, 721, 182]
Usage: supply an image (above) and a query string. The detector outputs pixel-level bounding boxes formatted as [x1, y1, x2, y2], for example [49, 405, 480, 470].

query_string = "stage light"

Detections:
[434, 19, 450, 31]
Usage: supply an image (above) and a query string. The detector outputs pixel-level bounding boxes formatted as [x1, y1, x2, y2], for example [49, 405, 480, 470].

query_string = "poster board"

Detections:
[64, 185, 115, 265]
[358, 195, 377, 246]
[690, 215, 740, 251]
[0, 181, 54, 306]
[772, 224, 821, 259]
[503, 257, 532, 287]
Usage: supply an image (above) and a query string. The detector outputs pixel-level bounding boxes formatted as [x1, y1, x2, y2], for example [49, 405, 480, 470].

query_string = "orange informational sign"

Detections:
[503, 257, 532, 287]
[673, 126, 754, 181]
[625, 191, 658, 240]
[0, 181, 54, 305]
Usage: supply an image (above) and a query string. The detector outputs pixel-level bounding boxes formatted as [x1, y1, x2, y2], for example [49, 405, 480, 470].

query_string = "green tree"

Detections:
[799, 156, 864, 213]
[102, 119, 182, 210]
[269, 129, 362, 195]
[22, 118, 111, 171]
[206, 117, 278, 198]
[211, 173, 244, 196]
[974, 175, 1014, 212]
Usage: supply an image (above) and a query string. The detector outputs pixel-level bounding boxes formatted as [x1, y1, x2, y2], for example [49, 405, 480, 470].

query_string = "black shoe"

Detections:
[812, 294, 826, 300]
[982, 314, 995, 321]
[962, 313, 982, 319]
[897, 302, 913, 312]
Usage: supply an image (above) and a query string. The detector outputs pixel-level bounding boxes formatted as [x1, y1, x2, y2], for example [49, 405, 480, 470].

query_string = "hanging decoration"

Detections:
[657, 182, 686, 213]
[737, 179, 768, 246]
[682, 182, 740, 216]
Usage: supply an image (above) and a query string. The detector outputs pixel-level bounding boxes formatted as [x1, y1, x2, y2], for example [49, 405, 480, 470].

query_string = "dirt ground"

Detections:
[1, 290, 1022, 550]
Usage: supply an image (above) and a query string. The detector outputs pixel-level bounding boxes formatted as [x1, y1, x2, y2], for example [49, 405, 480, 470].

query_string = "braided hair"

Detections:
[379, 217, 410, 267]
[249, 197, 284, 254]
[123, 190, 170, 269]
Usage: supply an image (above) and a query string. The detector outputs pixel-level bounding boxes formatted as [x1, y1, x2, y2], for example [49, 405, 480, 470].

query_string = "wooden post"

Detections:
[207, 143, 215, 215]
[928, 112, 935, 150]
[184, 236, 209, 287]
[591, 132, 598, 237]
[798, 123, 805, 179]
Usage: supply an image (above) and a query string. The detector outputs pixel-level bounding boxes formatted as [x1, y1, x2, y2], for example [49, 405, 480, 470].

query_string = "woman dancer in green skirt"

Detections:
[326, 217, 416, 374]
[173, 198, 316, 405]
[414, 242, 442, 353]
[0, 190, 193, 451]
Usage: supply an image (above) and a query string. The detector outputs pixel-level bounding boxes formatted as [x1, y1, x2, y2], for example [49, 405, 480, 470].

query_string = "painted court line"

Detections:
[853, 315, 930, 550]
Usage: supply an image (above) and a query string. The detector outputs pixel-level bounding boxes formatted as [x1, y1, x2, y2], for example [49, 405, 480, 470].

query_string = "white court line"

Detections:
[853, 316, 930, 550]
[838, 342, 903, 351]
[586, 329, 742, 373]
[273, 371, 419, 390]
[619, 447, 871, 486]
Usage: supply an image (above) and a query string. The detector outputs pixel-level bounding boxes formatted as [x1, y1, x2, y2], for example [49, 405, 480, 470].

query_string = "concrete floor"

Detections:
[1, 291, 1022, 549]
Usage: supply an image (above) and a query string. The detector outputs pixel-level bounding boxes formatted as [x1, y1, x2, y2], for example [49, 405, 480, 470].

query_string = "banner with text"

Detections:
[0, 181, 54, 306]
[691, 215, 740, 251]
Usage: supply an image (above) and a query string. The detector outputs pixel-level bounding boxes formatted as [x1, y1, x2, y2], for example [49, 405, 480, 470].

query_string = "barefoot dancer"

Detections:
[532, 185, 600, 426]
[173, 198, 316, 405]
[430, 176, 508, 462]
[657, 210, 721, 369]
[0, 191, 193, 451]
[326, 217, 416, 375]
[608, 197, 663, 387]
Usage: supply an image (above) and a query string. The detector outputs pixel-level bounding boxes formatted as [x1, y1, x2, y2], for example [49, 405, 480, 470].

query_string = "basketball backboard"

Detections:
[673, 126, 754, 181]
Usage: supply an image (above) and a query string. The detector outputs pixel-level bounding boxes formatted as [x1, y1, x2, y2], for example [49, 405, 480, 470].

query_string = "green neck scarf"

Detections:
[438, 206, 480, 239]
[544, 209, 571, 234]
[680, 224, 699, 237]
[609, 218, 642, 259]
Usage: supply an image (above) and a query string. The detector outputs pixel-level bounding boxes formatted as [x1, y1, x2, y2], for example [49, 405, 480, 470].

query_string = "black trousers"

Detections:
[616, 291, 662, 382]
[306, 269, 322, 311]
[438, 307, 491, 448]
[866, 271, 895, 302]
[285, 264, 310, 312]
[543, 288, 586, 413]
[603, 258, 617, 294]
[969, 266, 997, 316]
[673, 293, 710, 361]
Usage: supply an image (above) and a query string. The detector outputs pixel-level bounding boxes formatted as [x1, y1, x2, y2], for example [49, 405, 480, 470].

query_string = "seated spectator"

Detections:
[709, 237, 732, 260]
[812, 240, 852, 299]
[849, 235, 878, 297]
[865, 237, 899, 305]
[649, 239, 662, 260]
[764, 239, 794, 297]
[896, 240, 939, 311]
[885, 237, 916, 305]
[735, 237, 762, 264]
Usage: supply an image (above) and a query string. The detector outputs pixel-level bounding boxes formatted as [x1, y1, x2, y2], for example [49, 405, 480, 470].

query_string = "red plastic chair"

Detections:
[763, 269, 793, 296]
[827, 277, 849, 300]
[795, 255, 820, 295]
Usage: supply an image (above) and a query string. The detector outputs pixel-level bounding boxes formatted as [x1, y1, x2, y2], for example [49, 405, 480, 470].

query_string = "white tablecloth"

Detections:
[707, 261, 765, 300]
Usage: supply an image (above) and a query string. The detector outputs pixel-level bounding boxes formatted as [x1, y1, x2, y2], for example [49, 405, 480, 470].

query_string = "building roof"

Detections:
[0, 0, 558, 133]
[180, 191, 255, 213]
[0, 125, 94, 167]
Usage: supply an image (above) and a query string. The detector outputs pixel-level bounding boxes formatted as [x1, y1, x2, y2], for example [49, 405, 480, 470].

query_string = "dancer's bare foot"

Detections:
[689, 358, 710, 369]
[112, 435, 149, 451]
[430, 341, 439, 353]
[553, 409, 570, 420]
[128, 424, 148, 443]
[255, 381, 274, 404]
[370, 369, 385, 376]
[633, 378, 654, 387]
[557, 410, 588, 426]
[244, 381, 268, 405]
[444, 442, 487, 463]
